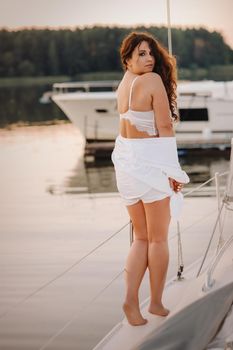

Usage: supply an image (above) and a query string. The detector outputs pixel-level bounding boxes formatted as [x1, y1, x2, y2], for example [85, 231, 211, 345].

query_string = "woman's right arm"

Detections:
[150, 73, 174, 137]
[147, 73, 184, 190]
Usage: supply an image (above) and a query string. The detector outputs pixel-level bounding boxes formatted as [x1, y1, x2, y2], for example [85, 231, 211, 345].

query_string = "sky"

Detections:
[1, 0, 233, 48]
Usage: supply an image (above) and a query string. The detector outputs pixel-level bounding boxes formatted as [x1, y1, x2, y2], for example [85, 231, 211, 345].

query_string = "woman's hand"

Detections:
[169, 178, 184, 193]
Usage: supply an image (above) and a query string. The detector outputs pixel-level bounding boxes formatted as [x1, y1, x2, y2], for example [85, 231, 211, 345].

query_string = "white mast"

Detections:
[166, 0, 173, 55]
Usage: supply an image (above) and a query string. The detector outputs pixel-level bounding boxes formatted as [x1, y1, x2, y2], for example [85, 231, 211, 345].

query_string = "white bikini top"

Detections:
[118, 76, 158, 136]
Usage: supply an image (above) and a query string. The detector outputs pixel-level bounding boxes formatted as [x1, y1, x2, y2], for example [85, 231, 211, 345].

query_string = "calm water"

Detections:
[0, 122, 229, 196]
[0, 84, 66, 127]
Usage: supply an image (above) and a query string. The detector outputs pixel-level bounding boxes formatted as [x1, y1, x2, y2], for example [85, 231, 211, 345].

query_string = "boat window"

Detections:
[179, 108, 209, 121]
[70, 87, 86, 92]
[95, 109, 108, 113]
[90, 86, 115, 92]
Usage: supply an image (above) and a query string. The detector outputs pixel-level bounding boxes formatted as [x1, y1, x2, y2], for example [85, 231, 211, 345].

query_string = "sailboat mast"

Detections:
[166, 0, 173, 55]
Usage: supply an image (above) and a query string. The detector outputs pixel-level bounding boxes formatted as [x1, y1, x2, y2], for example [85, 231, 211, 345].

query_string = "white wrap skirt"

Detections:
[111, 135, 190, 219]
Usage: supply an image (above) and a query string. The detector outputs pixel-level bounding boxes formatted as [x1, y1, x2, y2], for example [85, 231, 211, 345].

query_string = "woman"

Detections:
[112, 32, 189, 326]
[111, 32, 189, 326]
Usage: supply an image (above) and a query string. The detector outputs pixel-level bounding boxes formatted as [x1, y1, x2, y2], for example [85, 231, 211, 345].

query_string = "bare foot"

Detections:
[123, 302, 148, 326]
[148, 303, 170, 317]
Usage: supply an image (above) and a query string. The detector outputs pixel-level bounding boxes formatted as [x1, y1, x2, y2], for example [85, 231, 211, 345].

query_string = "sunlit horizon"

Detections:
[1, 0, 233, 48]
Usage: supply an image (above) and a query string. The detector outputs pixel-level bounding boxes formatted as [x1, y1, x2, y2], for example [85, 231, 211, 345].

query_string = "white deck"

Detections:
[1, 191, 232, 350]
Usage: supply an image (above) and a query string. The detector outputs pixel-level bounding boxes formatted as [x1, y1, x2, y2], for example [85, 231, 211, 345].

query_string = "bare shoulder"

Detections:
[138, 72, 164, 90]
[140, 72, 161, 81]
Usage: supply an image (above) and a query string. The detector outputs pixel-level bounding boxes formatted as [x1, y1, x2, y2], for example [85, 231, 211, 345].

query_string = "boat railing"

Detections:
[196, 138, 233, 283]
[202, 235, 233, 292]
[225, 138, 233, 202]
[52, 80, 119, 94]
[178, 91, 212, 98]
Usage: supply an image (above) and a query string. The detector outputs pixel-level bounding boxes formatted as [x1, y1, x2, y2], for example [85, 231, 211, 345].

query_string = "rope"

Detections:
[182, 171, 229, 198]
[183, 176, 216, 197]
[0, 221, 129, 320]
[39, 269, 124, 350]
[196, 201, 225, 277]
[175, 170, 229, 279]
[216, 200, 228, 252]
[169, 207, 218, 241]
[177, 221, 184, 280]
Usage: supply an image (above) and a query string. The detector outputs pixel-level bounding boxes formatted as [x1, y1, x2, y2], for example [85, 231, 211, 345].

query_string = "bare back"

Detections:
[117, 73, 157, 138]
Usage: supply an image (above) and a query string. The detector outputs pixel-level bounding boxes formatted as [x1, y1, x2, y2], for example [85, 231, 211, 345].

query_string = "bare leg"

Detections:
[147, 241, 169, 316]
[123, 201, 148, 326]
[123, 239, 148, 325]
[144, 196, 171, 316]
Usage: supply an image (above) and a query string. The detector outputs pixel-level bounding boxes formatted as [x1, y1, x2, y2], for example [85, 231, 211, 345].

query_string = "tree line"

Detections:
[0, 25, 232, 78]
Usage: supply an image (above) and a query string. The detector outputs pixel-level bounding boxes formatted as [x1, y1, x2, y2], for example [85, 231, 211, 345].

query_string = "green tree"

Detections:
[0, 26, 232, 78]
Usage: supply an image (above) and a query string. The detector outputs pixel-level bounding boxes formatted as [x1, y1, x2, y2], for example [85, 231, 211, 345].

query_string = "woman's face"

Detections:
[126, 40, 155, 74]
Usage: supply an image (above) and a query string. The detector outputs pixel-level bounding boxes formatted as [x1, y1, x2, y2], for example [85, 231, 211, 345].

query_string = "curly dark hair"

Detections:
[120, 31, 179, 122]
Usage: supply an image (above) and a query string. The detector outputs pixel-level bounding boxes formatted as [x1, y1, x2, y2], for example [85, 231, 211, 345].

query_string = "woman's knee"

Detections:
[127, 201, 148, 240]
[133, 228, 148, 241]
[148, 235, 168, 243]
[147, 228, 168, 243]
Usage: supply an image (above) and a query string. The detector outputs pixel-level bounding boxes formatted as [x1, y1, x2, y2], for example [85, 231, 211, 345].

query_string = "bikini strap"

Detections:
[128, 76, 139, 108]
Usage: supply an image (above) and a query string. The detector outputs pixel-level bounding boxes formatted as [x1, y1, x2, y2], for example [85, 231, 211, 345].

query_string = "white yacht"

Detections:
[51, 80, 233, 144]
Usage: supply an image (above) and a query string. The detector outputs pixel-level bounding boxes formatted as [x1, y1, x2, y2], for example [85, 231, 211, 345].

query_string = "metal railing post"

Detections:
[129, 221, 134, 246]
[215, 172, 224, 252]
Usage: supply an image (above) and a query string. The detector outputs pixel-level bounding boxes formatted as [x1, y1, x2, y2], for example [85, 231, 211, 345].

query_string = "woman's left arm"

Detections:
[150, 73, 174, 138]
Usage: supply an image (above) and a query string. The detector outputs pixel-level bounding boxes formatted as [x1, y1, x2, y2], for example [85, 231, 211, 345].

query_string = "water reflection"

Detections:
[0, 85, 65, 127]
[54, 154, 230, 195]
[180, 155, 229, 186]
[0, 120, 230, 197]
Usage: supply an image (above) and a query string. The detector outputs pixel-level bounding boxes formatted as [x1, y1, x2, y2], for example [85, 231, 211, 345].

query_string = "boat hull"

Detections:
[52, 91, 233, 143]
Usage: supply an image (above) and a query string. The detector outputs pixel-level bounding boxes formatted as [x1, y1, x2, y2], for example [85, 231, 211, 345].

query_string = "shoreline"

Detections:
[0, 119, 70, 131]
